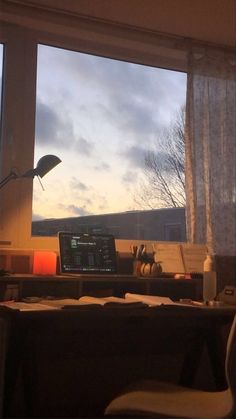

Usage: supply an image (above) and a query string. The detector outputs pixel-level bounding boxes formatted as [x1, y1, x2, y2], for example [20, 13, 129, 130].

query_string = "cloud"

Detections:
[89, 192, 109, 212]
[45, 47, 186, 143]
[35, 99, 75, 148]
[70, 177, 90, 191]
[33, 46, 186, 219]
[122, 170, 138, 184]
[66, 205, 91, 216]
[58, 203, 92, 216]
[93, 162, 110, 171]
[98, 96, 159, 142]
[35, 99, 95, 157]
[74, 136, 94, 156]
[119, 145, 148, 168]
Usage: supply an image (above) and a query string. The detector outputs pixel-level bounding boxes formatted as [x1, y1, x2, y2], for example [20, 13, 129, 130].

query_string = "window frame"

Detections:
[0, 18, 188, 251]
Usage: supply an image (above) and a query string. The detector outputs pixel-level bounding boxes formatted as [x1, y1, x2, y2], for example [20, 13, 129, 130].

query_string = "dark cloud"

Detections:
[97, 97, 158, 142]
[46, 47, 186, 142]
[119, 145, 148, 168]
[119, 141, 173, 171]
[70, 177, 90, 191]
[35, 99, 95, 156]
[74, 136, 94, 156]
[56, 50, 186, 140]
[35, 100, 74, 147]
[66, 205, 91, 216]
[37, 47, 186, 158]
[122, 170, 138, 184]
[89, 193, 108, 212]
[82, 197, 93, 206]
[93, 162, 110, 171]
[58, 202, 92, 216]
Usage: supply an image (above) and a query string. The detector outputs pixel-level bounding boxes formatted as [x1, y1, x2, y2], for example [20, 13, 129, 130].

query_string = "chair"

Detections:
[104, 314, 236, 418]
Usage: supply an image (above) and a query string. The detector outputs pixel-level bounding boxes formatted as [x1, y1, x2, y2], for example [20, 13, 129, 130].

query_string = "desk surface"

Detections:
[2, 273, 195, 282]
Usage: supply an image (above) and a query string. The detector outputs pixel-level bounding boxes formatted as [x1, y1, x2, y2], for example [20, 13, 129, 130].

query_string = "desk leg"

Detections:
[178, 331, 205, 387]
[179, 325, 228, 390]
[21, 339, 40, 418]
[3, 321, 26, 418]
[3, 319, 39, 418]
[205, 327, 227, 390]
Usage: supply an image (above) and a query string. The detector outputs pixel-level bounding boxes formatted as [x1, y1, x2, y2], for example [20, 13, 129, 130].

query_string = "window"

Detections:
[33, 44, 186, 239]
[164, 223, 183, 241]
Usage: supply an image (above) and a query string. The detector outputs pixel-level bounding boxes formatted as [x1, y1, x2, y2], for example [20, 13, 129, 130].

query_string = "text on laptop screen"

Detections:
[58, 232, 117, 274]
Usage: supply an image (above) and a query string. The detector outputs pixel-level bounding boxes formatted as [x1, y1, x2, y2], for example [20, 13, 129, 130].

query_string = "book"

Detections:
[0, 297, 147, 311]
[76, 295, 147, 308]
[0, 301, 59, 311]
[124, 293, 174, 306]
[40, 298, 81, 308]
[40, 296, 147, 309]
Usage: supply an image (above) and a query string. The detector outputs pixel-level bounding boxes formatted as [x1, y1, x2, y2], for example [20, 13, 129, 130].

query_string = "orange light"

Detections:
[33, 251, 57, 275]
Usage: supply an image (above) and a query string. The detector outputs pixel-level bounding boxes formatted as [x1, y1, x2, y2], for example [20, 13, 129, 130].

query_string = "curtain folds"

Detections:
[185, 49, 236, 256]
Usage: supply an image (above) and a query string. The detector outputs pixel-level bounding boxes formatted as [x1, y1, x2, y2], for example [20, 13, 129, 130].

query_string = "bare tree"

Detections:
[134, 107, 186, 209]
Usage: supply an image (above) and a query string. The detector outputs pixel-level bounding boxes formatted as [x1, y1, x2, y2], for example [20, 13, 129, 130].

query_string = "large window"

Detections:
[33, 45, 186, 239]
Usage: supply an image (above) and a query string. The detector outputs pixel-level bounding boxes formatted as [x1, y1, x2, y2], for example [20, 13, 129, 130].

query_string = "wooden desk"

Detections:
[0, 274, 202, 301]
[0, 304, 234, 418]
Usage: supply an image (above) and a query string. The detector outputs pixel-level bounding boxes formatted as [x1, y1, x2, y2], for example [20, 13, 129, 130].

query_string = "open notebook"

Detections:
[36, 294, 173, 309]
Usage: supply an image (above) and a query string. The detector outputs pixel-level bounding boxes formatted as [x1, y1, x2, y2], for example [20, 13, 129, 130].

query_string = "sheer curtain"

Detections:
[185, 48, 236, 262]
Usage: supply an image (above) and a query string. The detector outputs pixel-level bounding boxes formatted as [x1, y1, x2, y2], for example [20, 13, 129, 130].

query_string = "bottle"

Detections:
[203, 254, 217, 302]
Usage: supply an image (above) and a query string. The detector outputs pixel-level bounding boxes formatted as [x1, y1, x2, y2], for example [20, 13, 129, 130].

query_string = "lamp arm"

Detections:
[0, 171, 18, 190]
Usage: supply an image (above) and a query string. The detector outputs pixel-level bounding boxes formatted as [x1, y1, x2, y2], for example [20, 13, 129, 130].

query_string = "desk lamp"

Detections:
[0, 154, 61, 276]
[0, 154, 61, 189]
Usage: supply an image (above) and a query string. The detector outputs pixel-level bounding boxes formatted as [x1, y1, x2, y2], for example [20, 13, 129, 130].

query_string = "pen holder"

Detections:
[133, 260, 142, 277]
[140, 262, 162, 277]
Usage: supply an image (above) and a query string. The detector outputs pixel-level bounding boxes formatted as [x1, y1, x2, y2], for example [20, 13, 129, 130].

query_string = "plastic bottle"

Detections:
[203, 254, 217, 302]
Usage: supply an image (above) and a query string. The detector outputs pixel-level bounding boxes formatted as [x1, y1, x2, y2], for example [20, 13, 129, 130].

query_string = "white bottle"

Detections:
[203, 254, 217, 302]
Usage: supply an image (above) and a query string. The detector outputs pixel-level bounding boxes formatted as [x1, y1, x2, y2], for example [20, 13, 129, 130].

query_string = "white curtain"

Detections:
[185, 48, 236, 256]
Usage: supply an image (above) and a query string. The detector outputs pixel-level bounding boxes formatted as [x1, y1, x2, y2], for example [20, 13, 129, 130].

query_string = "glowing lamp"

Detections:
[33, 251, 57, 275]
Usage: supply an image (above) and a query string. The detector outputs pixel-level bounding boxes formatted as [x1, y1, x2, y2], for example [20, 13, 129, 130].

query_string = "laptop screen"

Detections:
[58, 232, 117, 274]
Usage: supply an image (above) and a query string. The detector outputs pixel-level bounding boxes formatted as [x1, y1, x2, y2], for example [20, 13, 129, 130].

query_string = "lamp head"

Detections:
[22, 155, 61, 178]
[0, 155, 61, 190]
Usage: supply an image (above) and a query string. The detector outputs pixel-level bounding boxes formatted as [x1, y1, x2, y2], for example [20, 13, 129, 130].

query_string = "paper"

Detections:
[0, 301, 58, 311]
[181, 244, 207, 273]
[125, 293, 174, 306]
[153, 243, 184, 273]
[40, 298, 81, 308]
[77, 295, 146, 307]
[40, 296, 146, 308]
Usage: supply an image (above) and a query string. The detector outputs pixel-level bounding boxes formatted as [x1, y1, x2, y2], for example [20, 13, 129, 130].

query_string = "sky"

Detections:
[0, 43, 187, 221]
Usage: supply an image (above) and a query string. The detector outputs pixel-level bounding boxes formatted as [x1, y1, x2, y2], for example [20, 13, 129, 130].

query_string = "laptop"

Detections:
[58, 231, 117, 276]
